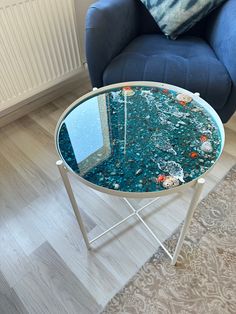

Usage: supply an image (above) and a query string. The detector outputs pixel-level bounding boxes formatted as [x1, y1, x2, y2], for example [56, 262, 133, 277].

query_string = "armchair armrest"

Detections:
[206, 0, 236, 120]
[85, 0, 139, 87]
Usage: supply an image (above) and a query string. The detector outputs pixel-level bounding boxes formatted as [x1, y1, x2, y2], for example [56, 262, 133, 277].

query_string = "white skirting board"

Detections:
[0, 69, 90, 128]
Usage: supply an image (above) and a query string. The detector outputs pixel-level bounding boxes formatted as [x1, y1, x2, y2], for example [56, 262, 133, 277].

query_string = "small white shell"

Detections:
[135, 169, 143, 176]
[201, 141, 213, 153]
[176, 94, 192, 103]
[162, 176, 180, 189]
[191, 107, 201, 112]
[113, 183, 120, 190]
[123, 88, 135, 96]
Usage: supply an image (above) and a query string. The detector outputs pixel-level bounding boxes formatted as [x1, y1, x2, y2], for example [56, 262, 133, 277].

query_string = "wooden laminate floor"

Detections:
[0, 78, 236, 313]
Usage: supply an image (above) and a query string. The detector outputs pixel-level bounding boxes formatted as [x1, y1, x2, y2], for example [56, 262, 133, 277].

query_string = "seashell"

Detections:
[201, 141, 213, 153]
[135, 169, 143, 176]
[162, 176, 180, 189]
[113, 183, 120, 190]
[190, 151, 198, 158]
[123, 87, 135, 96]
[162, 89, 169, 94]
[200, 135, 208, 142]
[156, 174, 166, 183]
[176, 94, 192, 104]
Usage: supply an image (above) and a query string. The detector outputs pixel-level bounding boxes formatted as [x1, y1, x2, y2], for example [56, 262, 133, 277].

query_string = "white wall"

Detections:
[75, 0, 95, 63]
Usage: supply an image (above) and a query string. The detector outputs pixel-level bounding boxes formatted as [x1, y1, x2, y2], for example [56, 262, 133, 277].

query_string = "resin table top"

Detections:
[56, 83, 224, 195]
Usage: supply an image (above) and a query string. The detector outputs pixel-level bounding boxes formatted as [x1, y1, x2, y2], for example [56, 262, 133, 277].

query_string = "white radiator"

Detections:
[0, 0, 82, 111]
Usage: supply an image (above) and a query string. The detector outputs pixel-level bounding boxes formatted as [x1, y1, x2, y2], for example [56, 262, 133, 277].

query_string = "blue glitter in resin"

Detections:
[57, 86, 222, 193]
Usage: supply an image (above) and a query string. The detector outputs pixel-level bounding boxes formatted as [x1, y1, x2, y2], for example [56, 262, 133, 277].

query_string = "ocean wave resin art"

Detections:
[56, 84, 223, 193]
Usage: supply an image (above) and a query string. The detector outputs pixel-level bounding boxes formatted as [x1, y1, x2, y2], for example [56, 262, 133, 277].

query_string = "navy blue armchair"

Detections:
[85, 0, 236, 122]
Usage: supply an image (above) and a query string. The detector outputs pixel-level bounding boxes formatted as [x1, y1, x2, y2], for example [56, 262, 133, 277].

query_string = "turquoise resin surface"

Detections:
[57, 85, 223, 193]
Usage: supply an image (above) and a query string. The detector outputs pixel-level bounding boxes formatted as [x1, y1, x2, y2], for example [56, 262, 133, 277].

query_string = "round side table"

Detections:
[55, 81, 224, 265]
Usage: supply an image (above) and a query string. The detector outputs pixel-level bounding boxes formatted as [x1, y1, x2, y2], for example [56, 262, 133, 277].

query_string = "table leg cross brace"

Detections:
[57, 160, 205, 265]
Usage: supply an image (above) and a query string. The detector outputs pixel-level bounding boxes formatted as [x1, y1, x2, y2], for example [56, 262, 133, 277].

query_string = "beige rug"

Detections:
[102, 166, 236, 314]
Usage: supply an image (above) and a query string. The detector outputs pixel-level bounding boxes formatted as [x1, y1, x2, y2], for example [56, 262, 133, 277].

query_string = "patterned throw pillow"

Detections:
[140, 0, 226, 39]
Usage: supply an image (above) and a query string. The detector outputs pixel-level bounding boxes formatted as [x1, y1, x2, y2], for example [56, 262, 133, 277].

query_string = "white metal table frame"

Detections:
[55, 81, 224, 266]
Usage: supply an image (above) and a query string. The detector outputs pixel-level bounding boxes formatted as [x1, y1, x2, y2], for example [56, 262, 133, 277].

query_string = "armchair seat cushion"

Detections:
[103, 34, 231, 110]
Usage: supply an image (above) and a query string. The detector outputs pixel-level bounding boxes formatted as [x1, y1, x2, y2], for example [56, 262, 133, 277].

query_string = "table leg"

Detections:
[171, 178, 205, 265]
[56, 160, 91, 250]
